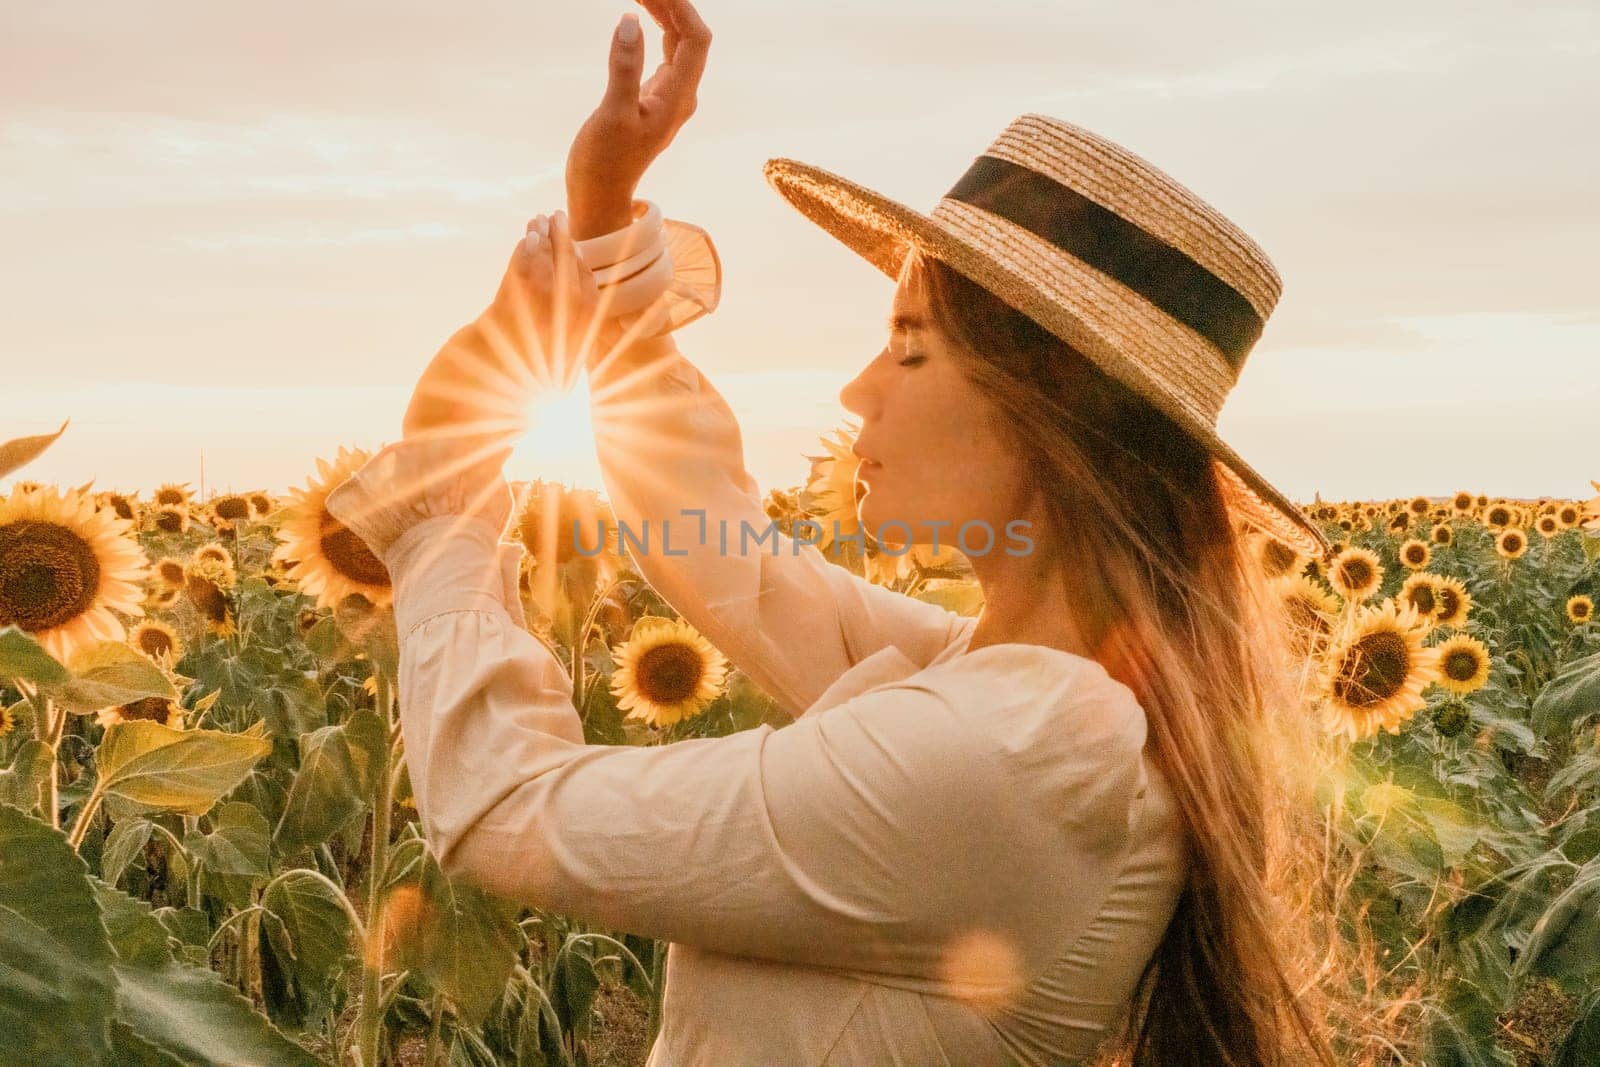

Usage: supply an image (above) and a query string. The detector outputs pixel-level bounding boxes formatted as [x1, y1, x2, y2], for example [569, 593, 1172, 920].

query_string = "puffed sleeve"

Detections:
[587, 325, 974, 720]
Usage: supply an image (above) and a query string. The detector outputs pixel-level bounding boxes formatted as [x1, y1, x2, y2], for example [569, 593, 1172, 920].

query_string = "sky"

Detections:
[3, 0, 1597, 504]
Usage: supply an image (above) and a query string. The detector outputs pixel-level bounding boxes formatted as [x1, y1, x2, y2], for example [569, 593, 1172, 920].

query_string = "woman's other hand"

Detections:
[402, 212, 597, 441]
[565, 0, 712, 240]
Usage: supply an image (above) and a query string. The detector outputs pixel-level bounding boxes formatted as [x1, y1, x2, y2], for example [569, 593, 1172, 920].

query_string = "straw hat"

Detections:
[763, 113, 1329, 558]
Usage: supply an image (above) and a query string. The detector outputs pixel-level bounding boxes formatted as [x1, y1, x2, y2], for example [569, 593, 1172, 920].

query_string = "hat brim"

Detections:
[762, 156, 1330, 560]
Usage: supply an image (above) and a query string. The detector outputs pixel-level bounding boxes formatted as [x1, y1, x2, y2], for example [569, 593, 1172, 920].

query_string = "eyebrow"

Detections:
[886, 312, 926, 332]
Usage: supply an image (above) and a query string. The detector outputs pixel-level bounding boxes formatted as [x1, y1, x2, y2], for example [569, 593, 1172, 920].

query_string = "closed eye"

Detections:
[897, 354, 926, 367]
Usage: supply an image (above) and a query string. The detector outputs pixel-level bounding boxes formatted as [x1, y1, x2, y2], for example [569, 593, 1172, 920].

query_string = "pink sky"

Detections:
[4, 1, 1597, 503]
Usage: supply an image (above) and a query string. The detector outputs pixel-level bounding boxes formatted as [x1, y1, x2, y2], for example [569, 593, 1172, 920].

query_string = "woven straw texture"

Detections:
[763, 114, 1328, 558]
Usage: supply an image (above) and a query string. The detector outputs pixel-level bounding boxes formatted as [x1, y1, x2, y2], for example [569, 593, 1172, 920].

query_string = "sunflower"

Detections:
[248, 492, 274, 518]
[95, 695, 184, 730]
[1328, 546, 1384, 603]
[97, 491, 139, 523]
[1253, 533, 1305, 581]
[1568, 595, 1595, 625]
[1451, 491, 1475, 514]
[1432, 633, 1491, 696]
[209, 493, 252, 531]
[1398, 539, 1432, 571]
[804, 424, 864, 551]
[1386, 511, 1410, 533]
[1431, 523, 1454, 546]
[1275, 574, 1339, 659]
[1408, 496, 1431, 516]
[0, 702, 16, 737]
[184, 556, 237, 637]
[1557, 503, 1581, 528]
[1432, 575, 1473, 629]
[1320, 599, 1440, 741]
[1535, 513, 1561, 538]
[1398, 573, 1441, 630]
[151, 505, 190, 535]
[273, 446, 393, 612]
[514, 481, 618, 565]
[0, 485, 150, 664]
[1484, 504, 1513, 529]
[193, 544, 232, 569]
[152, 556, 187, 588]
[129, 619, 184, 665]
[143, 584, 181, 611]
[609, 617, 730, 728]
[1495, 527, 1529, 560]
[153, 482, 191, 508]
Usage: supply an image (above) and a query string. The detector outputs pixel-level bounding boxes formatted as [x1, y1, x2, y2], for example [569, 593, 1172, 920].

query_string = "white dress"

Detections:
[324, 239, 1188, 1067]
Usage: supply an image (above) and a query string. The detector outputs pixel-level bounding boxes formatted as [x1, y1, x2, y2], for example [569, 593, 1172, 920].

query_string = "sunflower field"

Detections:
[3, 417, 1600, 1066]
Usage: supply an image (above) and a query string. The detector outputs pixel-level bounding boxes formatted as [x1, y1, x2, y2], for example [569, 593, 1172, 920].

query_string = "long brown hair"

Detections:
[911, 248, 1347, 1066]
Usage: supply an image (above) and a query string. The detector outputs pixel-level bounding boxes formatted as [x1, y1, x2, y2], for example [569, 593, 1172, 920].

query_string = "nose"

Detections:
[839, 358, 879, 419]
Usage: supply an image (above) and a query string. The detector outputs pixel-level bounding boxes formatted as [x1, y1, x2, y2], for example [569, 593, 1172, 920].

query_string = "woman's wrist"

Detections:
[568, 189, 637, 241]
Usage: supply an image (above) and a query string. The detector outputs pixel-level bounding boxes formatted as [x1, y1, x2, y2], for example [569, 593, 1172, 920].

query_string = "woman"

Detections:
[326, 1, 1339, 1063]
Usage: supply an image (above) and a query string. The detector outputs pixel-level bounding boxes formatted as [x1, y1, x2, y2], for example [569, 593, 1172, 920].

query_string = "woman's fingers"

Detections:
[601, 13, 645, 112]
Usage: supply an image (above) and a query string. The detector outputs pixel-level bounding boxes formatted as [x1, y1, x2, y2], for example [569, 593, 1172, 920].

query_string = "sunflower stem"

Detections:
[40, 694, 65, 830]
[65, 785, 105, 850]
[359, 671, 397, 1067]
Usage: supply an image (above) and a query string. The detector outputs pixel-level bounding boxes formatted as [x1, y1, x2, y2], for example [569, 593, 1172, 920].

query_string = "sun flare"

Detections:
[507, 380, 605, 490]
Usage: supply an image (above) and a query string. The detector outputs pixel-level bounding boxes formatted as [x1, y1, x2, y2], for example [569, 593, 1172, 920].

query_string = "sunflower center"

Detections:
[215, 496, 251, 521]
[1503, 534, 1523, 553]
[1442, 648, 1482, 683]
[156, 488, 185, 506]
[185, 574, 230, 624]
[136, 628, 174, 658]
[1331, 631, 1410, 708]
[118, 696, 172, 722]
[1573, 601, 1592, 620]
[1405, 585, 1437, 615]
[1436, 587, 1461, 620]
[1261, 540, 1299, 577]
[317, 509, 392, 588]
[1340, 559, 1373, 588]
[634, 643, 706, 705]
[108, 496, 135, 521]
[0, 520, 102, 632]
[156, 508, 185, 532]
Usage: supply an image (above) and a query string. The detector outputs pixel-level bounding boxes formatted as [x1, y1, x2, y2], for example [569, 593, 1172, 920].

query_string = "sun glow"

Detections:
[507, 378, 605, 490]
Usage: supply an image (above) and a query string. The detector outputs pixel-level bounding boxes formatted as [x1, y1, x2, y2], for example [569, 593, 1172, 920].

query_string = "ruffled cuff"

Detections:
[324, 435, 527, 630]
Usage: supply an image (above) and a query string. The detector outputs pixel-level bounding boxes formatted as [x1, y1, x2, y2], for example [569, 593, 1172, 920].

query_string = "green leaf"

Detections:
[0, 739, 53, 813]
[261, 870, 357, 1012]
[100, 816, 155, 887]
[0, 419, 69, 479]
[46, 641, 178, 715]
[0, 803, 118, 1065]
[184, 802, 271, 908]
[90, 877, 175, 968]
[1533, 649, 1600, 737]
[274, 708, 386, 850]
[1520, 858, 1600, 988]
[0, 625, 69, 687]
[113, 958, 326, 1066]
[95, 722, 272, 817]
[402, 850, 522, 1025]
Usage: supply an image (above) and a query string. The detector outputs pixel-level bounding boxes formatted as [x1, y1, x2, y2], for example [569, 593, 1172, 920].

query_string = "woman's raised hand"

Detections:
[402, 212, 597, 441]
[565, 0, 712, 240]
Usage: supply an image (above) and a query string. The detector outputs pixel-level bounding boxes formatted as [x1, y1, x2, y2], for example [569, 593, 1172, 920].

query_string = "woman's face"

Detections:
[838, 255, 1033, 551]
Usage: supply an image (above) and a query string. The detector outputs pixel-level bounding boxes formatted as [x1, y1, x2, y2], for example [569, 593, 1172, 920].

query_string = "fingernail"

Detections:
[618, 13, 640, 44]
[524, 231, 542, 254]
